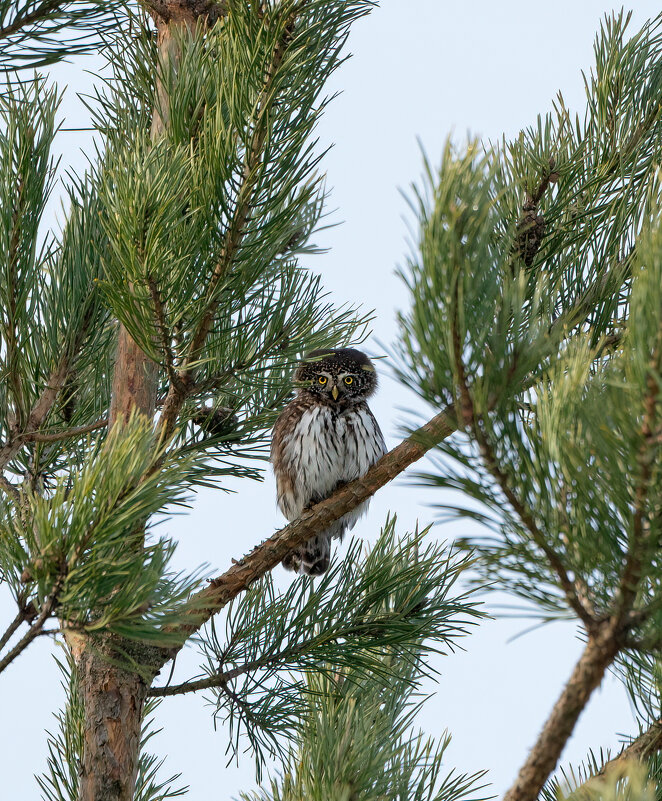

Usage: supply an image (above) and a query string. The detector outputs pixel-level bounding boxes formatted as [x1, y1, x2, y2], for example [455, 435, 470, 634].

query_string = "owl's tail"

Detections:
[283, 532, 332, 576]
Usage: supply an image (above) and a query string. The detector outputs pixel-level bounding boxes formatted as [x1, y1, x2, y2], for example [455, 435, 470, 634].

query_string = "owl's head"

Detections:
[295, 348, 378, 404]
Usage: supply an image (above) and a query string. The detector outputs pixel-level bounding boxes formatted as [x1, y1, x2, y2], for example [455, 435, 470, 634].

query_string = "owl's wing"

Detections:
[271, 398, 307, 520]
[357, 402, 387, 464]
[369, 406, 387, 460]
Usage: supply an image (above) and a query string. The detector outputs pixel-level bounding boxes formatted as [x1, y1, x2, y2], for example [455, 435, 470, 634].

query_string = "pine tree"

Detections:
[1, 4, 662, 801]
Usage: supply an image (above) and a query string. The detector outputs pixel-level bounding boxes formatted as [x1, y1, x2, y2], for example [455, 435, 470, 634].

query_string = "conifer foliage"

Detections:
[1, 4, 662, 801]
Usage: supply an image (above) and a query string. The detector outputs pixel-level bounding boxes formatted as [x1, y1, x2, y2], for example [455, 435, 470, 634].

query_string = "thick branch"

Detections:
[599, 719, 662, 772]
[503, 626, 622, 801]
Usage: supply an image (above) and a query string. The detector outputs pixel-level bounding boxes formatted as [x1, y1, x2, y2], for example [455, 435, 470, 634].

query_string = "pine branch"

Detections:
[450, 285, 598, 630]
[0, 296, 98, 471]
[5, 174, 27, 425]
[151, 592, 439, 698]
[0, 473, 20, 501]
[157, 0, 310, 442]
[152, 263, 629, 663]
[0, 355, 73, 469]
[598, 720, 662, 773]
[147, 276, 180, 389]
[447, 285, 644, 801]
[617, 337, 661, 617]
[0, 0, 126, 69]
[150, 654, 284, 698]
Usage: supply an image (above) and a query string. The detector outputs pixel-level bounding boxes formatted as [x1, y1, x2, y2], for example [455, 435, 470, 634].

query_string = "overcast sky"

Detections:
[1, 2, 661, 799]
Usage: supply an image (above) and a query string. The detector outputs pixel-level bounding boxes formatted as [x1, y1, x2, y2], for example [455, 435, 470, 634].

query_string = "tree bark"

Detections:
[74, 637, 158, 801]
[108, 330, 158, 426]
[503, 626, 622, 801]
[75, 8, 197, 801]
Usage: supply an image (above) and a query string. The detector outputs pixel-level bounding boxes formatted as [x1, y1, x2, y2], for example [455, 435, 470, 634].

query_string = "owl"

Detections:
[271, 348, 386, 575]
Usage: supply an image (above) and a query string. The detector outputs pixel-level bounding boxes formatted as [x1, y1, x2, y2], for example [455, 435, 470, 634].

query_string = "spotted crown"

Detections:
[295, 348, 378, 403]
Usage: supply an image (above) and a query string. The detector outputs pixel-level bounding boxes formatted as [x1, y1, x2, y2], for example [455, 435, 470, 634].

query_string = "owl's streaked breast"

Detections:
[275, 402, 386, 522]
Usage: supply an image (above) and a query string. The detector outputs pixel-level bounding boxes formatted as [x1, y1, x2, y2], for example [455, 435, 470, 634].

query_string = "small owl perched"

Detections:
[271, 348, 386, 575]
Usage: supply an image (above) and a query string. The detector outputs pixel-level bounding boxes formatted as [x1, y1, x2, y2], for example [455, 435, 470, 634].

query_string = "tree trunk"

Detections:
[74, 8, 197, 799]
[108, 330, 159, 426]
[76, 642, 152, 801]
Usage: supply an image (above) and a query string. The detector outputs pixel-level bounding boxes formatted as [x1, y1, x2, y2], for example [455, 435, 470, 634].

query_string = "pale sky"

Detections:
[1, 2, 660, 799]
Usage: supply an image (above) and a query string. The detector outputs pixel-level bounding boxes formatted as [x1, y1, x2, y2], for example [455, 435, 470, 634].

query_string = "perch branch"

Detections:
[161, 406, 457, 650]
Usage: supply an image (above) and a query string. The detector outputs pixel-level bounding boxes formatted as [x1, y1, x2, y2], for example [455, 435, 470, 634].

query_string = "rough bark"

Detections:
[588, 718, 662, 780]
[108, 330, 158, 427]
[503, 626, 622, 801]
[613, 719, 662, 764]
[74, 637, 159, 801]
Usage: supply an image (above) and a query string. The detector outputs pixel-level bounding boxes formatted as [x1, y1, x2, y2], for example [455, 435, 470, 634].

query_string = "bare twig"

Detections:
[25, 417, 108, 443]
[0, 474, 20, 501]
[0, 591, 59, 675]
[0, 607, 28, 653]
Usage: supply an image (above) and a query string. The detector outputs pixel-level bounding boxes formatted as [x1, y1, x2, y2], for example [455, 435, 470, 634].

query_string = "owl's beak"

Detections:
[331, 385, 339, 401]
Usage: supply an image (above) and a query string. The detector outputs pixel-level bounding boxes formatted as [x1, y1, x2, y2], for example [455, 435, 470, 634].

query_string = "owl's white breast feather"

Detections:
[277, 403, 386, 530]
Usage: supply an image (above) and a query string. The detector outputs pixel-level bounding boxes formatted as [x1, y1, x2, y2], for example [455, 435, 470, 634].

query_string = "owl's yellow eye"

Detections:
[344, 376, 353, 385]
[317, 376, 328, 385]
